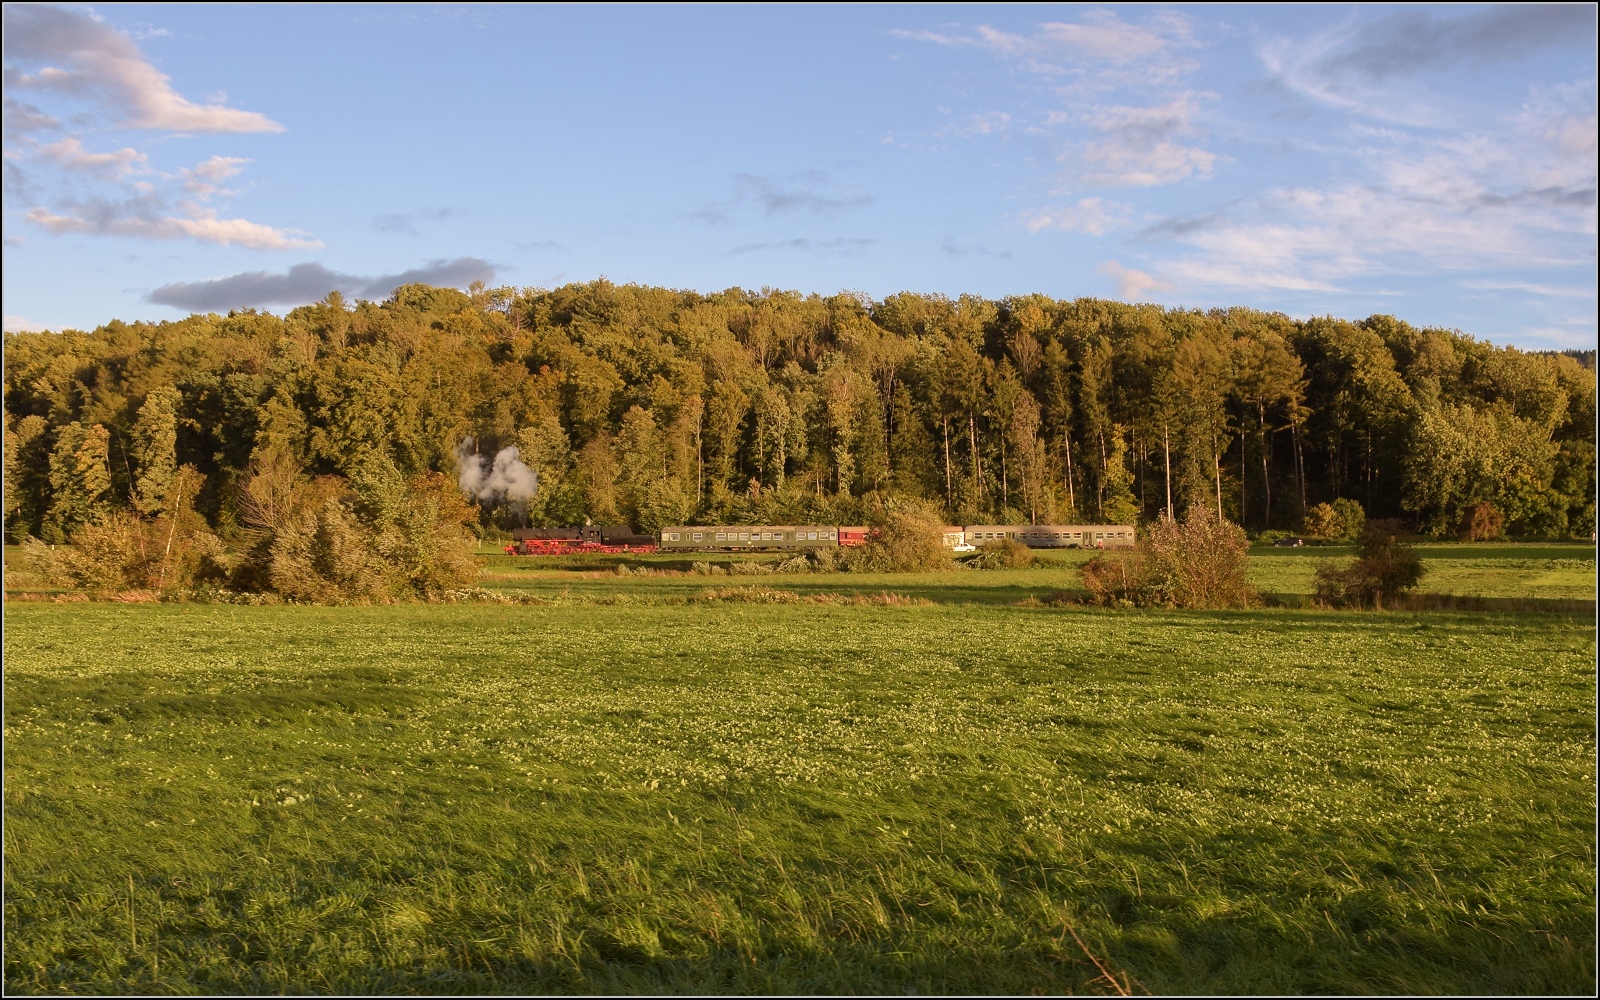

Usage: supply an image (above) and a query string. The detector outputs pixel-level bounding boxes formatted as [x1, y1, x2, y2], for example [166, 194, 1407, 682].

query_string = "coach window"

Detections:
[693, 533, 703, 542]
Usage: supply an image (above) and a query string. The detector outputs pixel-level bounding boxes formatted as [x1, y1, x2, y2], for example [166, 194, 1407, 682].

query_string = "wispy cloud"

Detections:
[1077, 93, 1218, 187]
[33, 136, 146, 179]
[373, 207, 456, 235]
[939, 237, 1012, 260]
[28, 203, 318, 250]
[1262, 5, 1595, 125]
[733, 172, 873, 216]
[896, 7, 1217, 233]
[3, 314, 47, 333]
[1147, 73, 1597, 297]
[727, 237, 876, 256]
[894, 10, 1197, 83]
[146, 257, 497, 312]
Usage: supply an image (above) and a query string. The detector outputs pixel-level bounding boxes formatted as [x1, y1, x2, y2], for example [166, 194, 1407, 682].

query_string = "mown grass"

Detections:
[4, 601, 1594, 994]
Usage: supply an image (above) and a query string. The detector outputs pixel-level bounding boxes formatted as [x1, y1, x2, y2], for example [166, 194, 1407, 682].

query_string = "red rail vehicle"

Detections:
[503, 525, 658, 556]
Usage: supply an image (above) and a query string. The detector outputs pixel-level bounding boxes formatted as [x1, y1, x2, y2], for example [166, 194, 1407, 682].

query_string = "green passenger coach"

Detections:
[658, 526, 840, 551]
[962, 525, 1136, 548]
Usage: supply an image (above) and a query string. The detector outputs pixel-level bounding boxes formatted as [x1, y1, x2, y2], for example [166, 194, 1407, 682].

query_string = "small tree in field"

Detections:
[1314, 519, 1424, 609]
[1078, 507, 1254, 609]
[1144, 506, 1256, 608]
[1458, 501, 1504, 542]
[1303, 502, 1342, 539]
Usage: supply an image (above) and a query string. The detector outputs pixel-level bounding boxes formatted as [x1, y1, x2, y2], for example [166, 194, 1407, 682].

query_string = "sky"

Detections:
[3, 3, 1596, 349]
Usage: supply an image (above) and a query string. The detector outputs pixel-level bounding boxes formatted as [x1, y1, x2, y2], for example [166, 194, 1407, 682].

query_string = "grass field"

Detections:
[465, 543, 1596, 607]
[5, 594, 1594, 993]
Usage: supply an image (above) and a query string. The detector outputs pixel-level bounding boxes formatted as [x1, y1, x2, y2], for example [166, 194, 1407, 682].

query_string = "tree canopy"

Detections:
[5, 281, 1594, 543]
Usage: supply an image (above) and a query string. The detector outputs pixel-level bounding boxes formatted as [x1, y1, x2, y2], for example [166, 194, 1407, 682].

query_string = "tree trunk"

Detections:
[1000, 433, 1008, 510]
[1258, 401, 1271, 530]
[1163, 422, 1173, 521]
[1213, 432, 1223, 521]
[969, 416, 980, 504]
[1292, 421, 1306, 519]
[1097, 432, 1107, 517]
[1063, 430, 1076, 516]
[942, 416, 953, 506]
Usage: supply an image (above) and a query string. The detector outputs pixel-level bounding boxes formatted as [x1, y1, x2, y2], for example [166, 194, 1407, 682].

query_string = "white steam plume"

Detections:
[454, 437, 538, 503]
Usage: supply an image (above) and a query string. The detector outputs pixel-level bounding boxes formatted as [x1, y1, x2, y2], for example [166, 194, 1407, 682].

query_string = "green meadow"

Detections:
[4, 549, 1595, 994]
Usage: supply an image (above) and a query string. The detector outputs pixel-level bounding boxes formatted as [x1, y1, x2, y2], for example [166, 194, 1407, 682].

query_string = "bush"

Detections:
[1313, 519, 1424, 609]
[1304, 502, 1341, 538]
[846, 499, 951, 573]
[1076, 508, 1254, 609]
[1305, 499, 1365, 540]
[20, 465, 229, 598]
[233, 462, 478, 603]
[1078, 549, 1150, 606]
[1331, 498, 1366, 540]
[1458, 501, 1505, 542]
[1144, 507, 1256, 608]
[964, 538, 1034, 570]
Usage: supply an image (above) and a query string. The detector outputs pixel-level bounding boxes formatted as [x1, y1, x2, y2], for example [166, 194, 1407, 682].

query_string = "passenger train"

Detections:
[504, 523, 1134, 556]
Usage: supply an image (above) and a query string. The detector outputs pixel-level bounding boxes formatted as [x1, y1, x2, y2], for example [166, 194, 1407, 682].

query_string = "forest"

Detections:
[4, 280, 1595, 552]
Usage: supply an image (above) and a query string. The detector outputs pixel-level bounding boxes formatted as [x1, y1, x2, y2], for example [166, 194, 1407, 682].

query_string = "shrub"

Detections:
[964, 538, 1034, 570]
[1331, 498, 1366, 540]
[1144, 506, 1256, 608]
[1313, 519, 1425, 609]
[1458, 501, 1505, 542]
[21, 464, 228, 597]
[847, 499, 951, 573]
[1303, 502, 1341, 538]
[1078, 549, 1150, 606]
[1305, 499, 1365, 540]
[1077, 508, 1254, 609]
[233, 462, 478, 604]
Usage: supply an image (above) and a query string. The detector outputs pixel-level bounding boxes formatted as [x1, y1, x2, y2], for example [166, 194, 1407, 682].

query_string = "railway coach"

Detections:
[961, 524, 1135, 548]
[657, 526, 868, 551]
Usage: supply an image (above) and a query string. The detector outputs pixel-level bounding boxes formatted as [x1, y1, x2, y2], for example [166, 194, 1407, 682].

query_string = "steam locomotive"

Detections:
[503, 523, 1134, 556]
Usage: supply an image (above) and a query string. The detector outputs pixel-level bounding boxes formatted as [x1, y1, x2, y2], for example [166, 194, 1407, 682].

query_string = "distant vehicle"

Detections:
[1272, 536, 1305, 547]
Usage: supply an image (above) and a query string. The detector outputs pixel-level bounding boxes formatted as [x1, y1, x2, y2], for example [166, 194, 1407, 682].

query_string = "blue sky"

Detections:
[4, 3, 1595, 348]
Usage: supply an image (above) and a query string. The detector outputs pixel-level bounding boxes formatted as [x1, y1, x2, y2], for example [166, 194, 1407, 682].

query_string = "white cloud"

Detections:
[35, 136, 146, 179]
[1024, 197, 1133, 235]
[5, 10, 303, 253]
[26, 203, 319, 250]
[3, 314, 47, 332]
[3, 5, 283, 133]
[1098, 260, 1169, 301]
[1460, 279, 1596, 300]
[899, 10, 1197, 80]
[177, 155, 249, 199]
[1078, 93, 1218, 187]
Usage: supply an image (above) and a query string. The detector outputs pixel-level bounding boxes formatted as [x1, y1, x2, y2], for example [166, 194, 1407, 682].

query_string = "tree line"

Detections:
[5, 281, 1595, 549]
